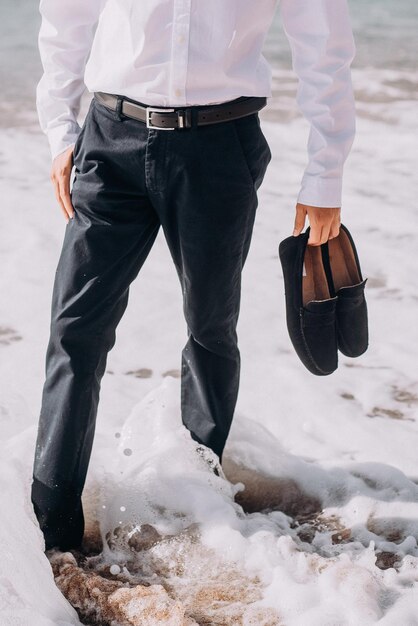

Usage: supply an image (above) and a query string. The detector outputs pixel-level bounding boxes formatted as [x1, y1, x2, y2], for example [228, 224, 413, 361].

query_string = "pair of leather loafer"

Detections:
[278, 223, 368, 376]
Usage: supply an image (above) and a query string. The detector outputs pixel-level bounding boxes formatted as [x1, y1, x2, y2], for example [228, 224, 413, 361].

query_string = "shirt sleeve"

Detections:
[279, 0, 357, 208]
[36, 0, 103, 161]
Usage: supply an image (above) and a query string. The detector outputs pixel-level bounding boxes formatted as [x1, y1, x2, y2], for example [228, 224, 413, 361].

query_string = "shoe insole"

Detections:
[328, 229, 361, 292]
[302, 244, 331, 305]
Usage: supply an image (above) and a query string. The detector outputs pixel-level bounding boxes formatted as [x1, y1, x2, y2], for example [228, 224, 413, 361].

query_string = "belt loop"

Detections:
[189, 107, 197, 128]
[115, 96, 124, 120]
[185, 108, 193, 128]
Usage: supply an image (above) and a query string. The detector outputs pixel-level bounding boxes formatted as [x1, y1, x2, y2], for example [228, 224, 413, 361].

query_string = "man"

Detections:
[31, 0, 356, 551]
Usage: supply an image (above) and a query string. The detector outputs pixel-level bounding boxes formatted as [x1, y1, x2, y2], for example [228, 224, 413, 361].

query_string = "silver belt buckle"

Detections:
[146, 107, 176, 130]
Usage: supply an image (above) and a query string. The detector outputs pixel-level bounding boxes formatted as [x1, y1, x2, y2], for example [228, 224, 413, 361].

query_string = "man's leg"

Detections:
[152, 112, 271, 463]
[32, 99, 160, 549]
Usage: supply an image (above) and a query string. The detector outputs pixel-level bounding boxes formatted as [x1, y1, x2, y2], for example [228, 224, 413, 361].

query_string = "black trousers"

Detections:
[31, 95, 271, 540]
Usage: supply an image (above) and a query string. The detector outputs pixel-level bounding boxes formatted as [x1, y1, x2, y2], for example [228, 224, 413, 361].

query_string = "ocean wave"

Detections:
[264, 67, 418, 125]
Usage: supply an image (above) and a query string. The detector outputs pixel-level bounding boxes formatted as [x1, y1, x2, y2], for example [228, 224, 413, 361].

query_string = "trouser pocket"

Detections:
[231, 112, 272, 191]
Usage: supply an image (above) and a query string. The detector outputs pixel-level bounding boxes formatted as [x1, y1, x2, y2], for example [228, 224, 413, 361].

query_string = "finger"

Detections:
[308, 224, 324, 246]
[328, 213, 341, 240]
[51, 177, 70, 223]
[293, 205, 306, 236]
[58, 175, 75, 220]
[328, 222, 340, 239]
[321, 226, 331, 244]
[320, 224, 332, 244]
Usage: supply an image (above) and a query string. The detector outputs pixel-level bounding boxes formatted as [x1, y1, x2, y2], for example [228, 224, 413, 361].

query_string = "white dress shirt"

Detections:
[36, 0, 356, 208]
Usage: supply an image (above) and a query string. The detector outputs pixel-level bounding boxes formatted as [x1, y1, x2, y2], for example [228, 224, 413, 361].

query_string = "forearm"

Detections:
[36, 0, 103, 160]
[280, 0, 357, 208]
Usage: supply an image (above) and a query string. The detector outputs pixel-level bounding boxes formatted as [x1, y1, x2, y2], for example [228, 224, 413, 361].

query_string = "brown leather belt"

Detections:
[93, 91, 267, 130]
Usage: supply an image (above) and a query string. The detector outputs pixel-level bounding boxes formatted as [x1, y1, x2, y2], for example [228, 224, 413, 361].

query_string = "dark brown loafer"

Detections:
[278, 227, 338, 376]
[321, 223, 369, 358]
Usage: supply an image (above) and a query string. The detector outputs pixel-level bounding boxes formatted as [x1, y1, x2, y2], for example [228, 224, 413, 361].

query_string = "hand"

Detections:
[293, 203, 341, 245]
[50, 144, 76, 223]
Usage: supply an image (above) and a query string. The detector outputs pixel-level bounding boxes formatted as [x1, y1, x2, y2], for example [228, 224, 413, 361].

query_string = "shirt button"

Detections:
[175, 88, 182, 97]
[178, 34, 185, 44]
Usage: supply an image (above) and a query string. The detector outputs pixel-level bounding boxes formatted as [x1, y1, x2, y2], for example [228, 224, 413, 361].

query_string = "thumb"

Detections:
[293, 205, 306, 236]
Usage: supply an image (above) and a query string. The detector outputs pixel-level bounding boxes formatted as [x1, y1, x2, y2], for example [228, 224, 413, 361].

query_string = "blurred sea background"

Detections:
[1, 0, 417, 127]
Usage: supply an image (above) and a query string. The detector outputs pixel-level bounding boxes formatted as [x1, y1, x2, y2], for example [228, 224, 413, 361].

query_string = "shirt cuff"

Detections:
[297, 176, 343, 208]
[46, 123, 81, 162]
